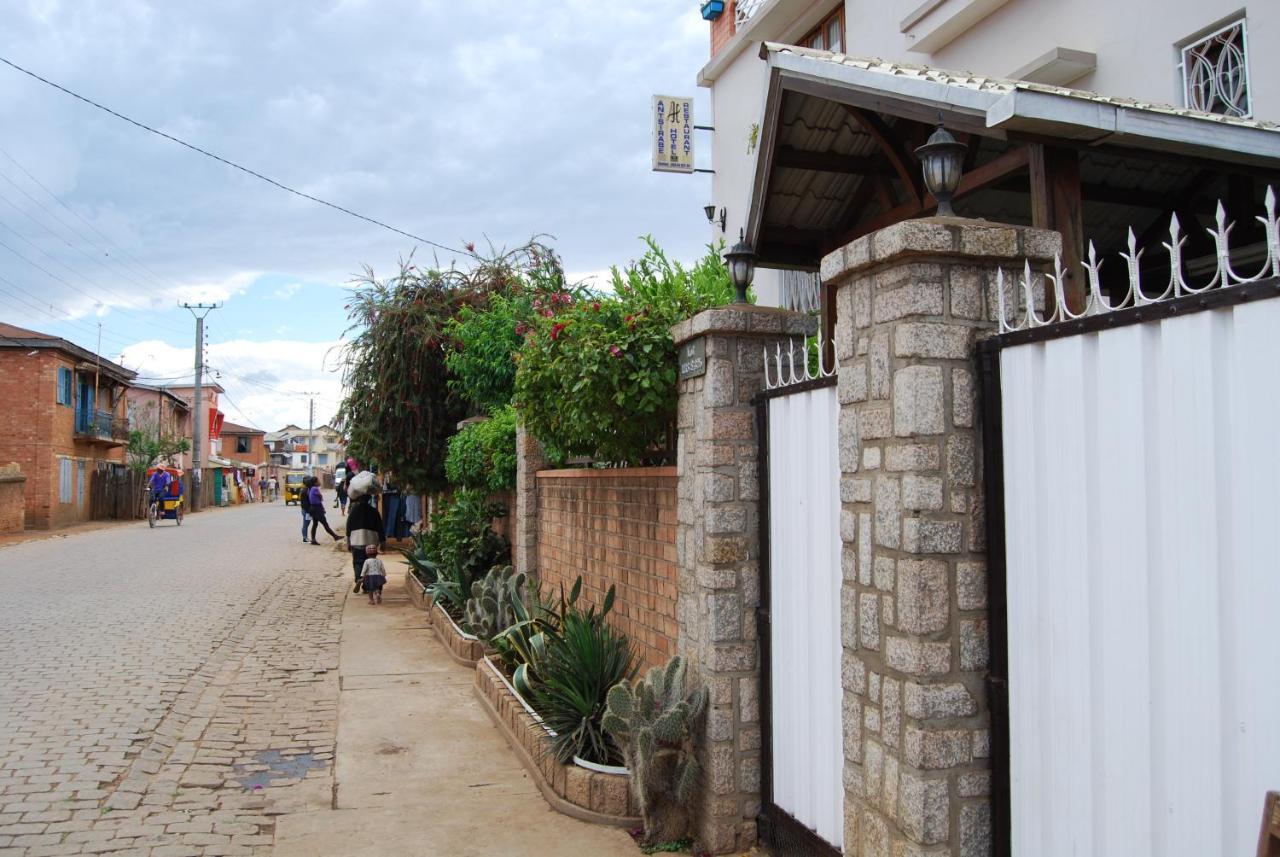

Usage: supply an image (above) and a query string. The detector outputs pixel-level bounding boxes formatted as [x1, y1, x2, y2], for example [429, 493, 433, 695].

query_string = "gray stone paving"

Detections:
[0, 503, 346, 856]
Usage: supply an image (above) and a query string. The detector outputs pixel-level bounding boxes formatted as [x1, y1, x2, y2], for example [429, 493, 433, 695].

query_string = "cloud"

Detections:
[120, 337, 345, 432]
[272, 282, 302, 299]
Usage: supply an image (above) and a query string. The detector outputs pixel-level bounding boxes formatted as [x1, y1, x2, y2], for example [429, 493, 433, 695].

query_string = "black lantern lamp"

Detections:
[704, 204, 727, 232]
[914, 124, 967, 217]
[724, 229, 756, 304]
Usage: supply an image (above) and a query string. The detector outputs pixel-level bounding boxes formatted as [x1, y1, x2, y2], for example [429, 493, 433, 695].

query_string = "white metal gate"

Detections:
[991, 288, 1280, 856]
[759, 381, 843, 853]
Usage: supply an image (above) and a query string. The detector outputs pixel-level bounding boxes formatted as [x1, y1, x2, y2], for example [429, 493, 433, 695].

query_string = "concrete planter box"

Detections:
[403, 568, 434, 615]
[473, 656, 640, 827]
[432, 601, 486, 667]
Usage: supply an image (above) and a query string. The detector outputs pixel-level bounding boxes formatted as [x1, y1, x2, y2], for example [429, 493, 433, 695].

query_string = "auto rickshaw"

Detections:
[145, 465, 184, 527]
[284, 472, 307, 505]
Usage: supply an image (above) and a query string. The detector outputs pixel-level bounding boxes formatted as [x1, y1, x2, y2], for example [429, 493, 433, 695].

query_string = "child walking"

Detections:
[358, 545, 387, 605]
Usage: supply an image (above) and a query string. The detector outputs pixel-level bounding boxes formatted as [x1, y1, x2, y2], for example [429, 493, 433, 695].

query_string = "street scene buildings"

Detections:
[0, 3, 1277, 856]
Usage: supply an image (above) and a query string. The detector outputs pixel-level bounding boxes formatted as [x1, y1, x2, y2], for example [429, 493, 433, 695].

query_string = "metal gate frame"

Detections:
[754, 375, 842, 857]
[978, 275, 1280, 857]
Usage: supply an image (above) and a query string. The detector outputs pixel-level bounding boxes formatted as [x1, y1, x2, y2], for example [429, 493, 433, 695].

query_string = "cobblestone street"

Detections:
[0, 503, 347, 856]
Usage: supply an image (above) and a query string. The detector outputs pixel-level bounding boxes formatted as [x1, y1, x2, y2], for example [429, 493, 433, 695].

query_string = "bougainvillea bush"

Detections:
[338, 241, 564, 491]
[514, 238, 733, 465]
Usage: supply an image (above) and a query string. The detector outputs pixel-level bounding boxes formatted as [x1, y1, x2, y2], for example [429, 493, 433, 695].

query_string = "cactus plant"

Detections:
[463, 565, 527, 644]
[603, 656, 708, 845]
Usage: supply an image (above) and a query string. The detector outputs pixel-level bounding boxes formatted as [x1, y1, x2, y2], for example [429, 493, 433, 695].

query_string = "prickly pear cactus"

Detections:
[463, 565, 526, 644]
[603, 656, 708, 845]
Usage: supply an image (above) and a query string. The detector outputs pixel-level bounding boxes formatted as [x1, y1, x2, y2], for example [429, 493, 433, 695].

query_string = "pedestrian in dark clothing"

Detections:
[345, 493, 384, 590]
[335, 479, 349, 515]
[307, 479, 341, 543]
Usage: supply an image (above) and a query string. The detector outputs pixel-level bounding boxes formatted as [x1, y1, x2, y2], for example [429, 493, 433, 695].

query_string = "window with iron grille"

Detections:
[58, 458, 72, 504]
[1180, 18, 1251, 118]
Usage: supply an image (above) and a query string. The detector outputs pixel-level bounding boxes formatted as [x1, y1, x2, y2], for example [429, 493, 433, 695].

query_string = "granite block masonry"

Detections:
[671, 305, 814, 855]
[825, 217, 1059, 855]
[514, 423, 549, 578]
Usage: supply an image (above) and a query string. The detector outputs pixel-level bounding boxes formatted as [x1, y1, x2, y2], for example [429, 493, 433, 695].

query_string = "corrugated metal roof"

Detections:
[767, 44, 1280, 133]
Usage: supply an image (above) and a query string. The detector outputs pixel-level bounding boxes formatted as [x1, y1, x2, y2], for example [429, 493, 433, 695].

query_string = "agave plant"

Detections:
[603, 657, 707, 844]
[398, 533, 439, 589]
[531, 607, 637, 766]
[493, 577, 617, 698]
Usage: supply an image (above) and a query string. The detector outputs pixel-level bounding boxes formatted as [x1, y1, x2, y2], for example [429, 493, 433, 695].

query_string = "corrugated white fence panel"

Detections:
[1001, 296, 1280, 857]
[767, 384, 843, 849]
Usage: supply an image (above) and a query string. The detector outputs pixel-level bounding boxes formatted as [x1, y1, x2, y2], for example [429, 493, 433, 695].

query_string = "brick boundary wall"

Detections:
[536, 468, 678, 671]
[0, 464, 25, 533]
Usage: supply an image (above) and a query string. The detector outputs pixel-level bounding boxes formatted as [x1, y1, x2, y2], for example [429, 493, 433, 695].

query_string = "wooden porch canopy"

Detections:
[746, 44, 1280, 305]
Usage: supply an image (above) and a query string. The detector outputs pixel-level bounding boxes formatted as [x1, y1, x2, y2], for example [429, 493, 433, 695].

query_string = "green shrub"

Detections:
[514, 238, 734, 464]
[421, 489, 511, 614]
[444, 405, 518, 491]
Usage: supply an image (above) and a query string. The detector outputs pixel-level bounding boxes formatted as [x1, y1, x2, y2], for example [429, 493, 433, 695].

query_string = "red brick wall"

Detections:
[0, 470, 25, 532]
[536, 468, 678, 670]
[710, 1, 738, 57]
[0, 351, 127, 529]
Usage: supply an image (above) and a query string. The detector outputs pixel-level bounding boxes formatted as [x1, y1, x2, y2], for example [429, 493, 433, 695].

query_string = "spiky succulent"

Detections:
[463, 565, 526, 643]
[603, 656, 707, 843]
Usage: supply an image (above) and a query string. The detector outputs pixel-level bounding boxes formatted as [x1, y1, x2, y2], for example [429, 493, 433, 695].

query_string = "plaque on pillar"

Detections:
[678, 337, 706, 379]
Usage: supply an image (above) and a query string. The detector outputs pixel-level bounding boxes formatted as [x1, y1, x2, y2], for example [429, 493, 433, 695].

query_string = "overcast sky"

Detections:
[0, 0, 717, 430]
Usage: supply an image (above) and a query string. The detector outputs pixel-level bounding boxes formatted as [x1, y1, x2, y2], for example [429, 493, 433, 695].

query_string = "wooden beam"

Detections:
[826, 145, 1033, 251]
[842, 106, 924, 204]
[1029, 143, 1085, 311]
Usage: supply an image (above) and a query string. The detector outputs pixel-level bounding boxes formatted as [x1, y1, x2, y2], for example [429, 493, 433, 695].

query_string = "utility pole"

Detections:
[308, 397, 315, 477]
[182, 303, 220, 511]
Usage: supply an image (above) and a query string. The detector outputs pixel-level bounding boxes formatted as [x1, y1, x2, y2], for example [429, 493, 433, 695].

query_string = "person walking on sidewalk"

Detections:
[307, 479, 341, 544]
[298, 477, 313, 542]
[358, 545, 387, 605]
[334, 478, 349, 515]
[345, 492, 384, 591]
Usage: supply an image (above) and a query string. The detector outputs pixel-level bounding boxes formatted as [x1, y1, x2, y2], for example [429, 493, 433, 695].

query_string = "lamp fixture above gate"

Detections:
[723, 229, 756, 304]
[914, 123, 967, 217]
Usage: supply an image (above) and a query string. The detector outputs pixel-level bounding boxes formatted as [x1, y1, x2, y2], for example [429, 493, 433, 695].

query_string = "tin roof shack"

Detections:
[0, 323, 136, 529]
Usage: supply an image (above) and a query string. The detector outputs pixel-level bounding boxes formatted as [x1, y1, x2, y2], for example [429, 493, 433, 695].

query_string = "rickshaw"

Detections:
[284, 472, 307, 505]
[145, 465, 184, 527]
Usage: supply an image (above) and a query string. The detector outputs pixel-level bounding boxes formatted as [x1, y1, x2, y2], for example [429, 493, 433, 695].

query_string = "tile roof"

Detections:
[767, 44, 1280, 133]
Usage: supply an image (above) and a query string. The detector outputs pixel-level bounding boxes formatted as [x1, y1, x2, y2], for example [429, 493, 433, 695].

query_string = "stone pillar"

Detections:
[514, 423, 548, 579]
[824, 218, 1058, 856]
[672, 305, 814, 854]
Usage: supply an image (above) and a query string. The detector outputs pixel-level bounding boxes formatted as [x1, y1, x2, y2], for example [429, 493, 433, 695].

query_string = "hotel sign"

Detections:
[652, 95, 694, 173]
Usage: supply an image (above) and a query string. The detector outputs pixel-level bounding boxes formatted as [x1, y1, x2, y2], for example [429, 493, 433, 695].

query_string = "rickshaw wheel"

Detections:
[148, 503, 156, 529]
[176, 505, 184, 525]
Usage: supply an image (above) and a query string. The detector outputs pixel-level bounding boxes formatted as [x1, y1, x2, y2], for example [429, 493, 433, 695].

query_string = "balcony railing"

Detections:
[735, 0, 767, 26]
[75, 409, 130, 443]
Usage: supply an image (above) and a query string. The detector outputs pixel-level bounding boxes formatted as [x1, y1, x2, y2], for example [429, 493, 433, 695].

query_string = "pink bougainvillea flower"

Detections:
[465, 242, 476, 253]
[551, 322, 566, 341]
[592, 301, 601, 312]
[609, 344, 621, 357]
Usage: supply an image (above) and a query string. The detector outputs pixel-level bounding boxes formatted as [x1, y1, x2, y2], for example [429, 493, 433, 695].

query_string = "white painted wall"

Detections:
[700, 0, 1279, 305]
[999, 297, 1280, 857]
[766, 384, 843, 848]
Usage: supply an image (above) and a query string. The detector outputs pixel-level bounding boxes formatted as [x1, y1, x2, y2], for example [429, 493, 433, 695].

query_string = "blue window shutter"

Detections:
[56, 367, 71, 405]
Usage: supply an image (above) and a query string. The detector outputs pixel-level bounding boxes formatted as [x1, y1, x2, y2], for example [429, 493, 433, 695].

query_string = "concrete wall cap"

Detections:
[672, 305, 817, 346]
[822, 217, 1062, 283]
[0, 474, 27, 484]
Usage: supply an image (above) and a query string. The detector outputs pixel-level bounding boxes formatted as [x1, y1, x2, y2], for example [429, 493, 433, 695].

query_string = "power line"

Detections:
[0, 54, 470, 258]
[0, 142, 180, 293]
[218, 388, 263, 431]
[0, 273, 136, 347]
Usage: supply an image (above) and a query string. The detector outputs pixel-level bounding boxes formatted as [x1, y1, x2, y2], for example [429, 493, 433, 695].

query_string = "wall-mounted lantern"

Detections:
[724, 229, 756, 305]
[704, 204, 727, 232]
[914, 124, 967, 217]
[701, 1, 726, 21]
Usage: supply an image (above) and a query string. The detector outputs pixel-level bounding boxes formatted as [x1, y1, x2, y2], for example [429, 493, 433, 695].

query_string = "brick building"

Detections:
[125, 384, 192, 467]
[0, 323, 136, 529]
[220, 422, 268, 468]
